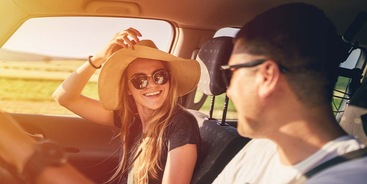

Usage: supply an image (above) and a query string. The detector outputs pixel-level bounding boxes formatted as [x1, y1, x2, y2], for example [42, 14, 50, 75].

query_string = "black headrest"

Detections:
[196, 37, 234, 96]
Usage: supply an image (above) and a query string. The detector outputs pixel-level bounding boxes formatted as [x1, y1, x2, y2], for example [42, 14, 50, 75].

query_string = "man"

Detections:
[213, 3, 367, 184]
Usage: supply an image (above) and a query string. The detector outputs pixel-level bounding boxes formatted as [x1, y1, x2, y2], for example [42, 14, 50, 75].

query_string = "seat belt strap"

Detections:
[304, 147, 367, 178]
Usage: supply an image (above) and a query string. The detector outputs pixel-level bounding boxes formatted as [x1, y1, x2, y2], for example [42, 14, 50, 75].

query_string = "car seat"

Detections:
[335, 11, 367, 144]
[340, 73, 367, 144]
[190, 36, 251, 184]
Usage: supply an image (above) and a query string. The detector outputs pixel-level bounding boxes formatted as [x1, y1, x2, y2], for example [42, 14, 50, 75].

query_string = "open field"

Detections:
[0, 59, 349, 119]
[0, 60, 100, 81]
[0, 100, 76, 115]
[0, 76, 238, 118]
[0, 60, 99, 114]
[0, 59, 238, 118]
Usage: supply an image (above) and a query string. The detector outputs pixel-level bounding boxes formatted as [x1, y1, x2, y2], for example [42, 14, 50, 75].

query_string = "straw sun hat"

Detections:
[98, 40, 201, 110]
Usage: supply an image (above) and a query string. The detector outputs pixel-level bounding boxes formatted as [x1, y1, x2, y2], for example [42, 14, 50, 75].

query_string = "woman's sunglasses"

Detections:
[129, 69, 170, 90]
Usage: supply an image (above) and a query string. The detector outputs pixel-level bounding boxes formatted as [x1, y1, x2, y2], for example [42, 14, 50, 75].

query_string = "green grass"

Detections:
[0, 78, 99, 114]
[332, 76, 350, 112]
[0, 78, 98, 101]
[196, 92, 237, 119]
[0, 60, 100, 114]
[0, 78, 60, 101]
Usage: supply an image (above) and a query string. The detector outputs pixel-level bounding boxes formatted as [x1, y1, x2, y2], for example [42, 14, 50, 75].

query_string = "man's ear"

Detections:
[257, 60, 280, 98]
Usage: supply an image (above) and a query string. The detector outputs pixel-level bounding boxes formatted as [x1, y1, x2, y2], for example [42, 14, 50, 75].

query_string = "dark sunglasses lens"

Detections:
[153, 70, 169, 85]
[131, 75, 148, 89]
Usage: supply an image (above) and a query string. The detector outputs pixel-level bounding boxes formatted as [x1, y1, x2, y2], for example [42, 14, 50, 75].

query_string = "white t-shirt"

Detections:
[213, 135, 367, 184]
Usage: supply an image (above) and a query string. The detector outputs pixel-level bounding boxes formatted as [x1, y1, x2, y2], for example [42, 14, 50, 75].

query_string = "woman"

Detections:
[53, 28, 201, 184]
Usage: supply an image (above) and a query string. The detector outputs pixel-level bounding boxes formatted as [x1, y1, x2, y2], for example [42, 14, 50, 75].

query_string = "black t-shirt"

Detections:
[114, 106, 201, 183]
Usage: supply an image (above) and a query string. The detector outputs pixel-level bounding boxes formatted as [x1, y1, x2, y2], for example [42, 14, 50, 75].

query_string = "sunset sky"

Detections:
[2, 17, 173, 58]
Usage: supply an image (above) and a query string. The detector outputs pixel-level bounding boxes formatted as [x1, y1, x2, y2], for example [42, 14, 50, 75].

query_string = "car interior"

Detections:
[1, 0, 367, 183]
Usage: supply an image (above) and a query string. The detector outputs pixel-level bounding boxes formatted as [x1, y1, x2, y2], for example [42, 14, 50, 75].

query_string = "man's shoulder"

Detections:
[307, 156, 367, 184]
[305, 136, 367, 183]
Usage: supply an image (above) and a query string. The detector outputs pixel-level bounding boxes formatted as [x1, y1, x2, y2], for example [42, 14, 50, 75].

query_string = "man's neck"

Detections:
[269, 110, 346, 165]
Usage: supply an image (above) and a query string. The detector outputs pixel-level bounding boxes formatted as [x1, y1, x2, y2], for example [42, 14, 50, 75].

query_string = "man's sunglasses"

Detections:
[220, 59, 288, 88]
[129, 69, 170, 90]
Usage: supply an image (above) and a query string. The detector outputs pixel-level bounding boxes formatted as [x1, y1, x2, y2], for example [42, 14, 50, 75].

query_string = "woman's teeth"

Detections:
[144, 91, 161, 97]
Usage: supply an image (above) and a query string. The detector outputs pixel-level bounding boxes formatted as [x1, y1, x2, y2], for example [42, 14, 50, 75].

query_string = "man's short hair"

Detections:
[235, 3, 349, 106]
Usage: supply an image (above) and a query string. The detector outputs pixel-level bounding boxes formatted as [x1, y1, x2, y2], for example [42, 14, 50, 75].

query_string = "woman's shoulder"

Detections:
[166, 106, 199, 131]
[171, 106, 197, 124]
[165, 106, 201, 151]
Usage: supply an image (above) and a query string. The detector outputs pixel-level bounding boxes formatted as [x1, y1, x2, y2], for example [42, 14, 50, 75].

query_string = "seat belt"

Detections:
[304, 147, 367, 178]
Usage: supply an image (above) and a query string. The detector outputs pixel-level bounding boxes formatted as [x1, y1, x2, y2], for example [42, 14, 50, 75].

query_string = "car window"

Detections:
[0, 17, 173, 115]
[334, 48, 364, 117]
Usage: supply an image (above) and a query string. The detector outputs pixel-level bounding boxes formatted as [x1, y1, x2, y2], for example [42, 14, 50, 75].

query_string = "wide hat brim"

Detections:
[98, 40, 201, 110]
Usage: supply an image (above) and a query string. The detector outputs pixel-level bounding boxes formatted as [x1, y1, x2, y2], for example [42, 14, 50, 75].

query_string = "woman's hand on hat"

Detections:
[114, 27, 142, 50]
[92, 27, 142, 65]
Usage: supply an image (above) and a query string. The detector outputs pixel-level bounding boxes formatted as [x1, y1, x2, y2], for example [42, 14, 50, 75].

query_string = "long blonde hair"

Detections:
[108, 60, 179, 184]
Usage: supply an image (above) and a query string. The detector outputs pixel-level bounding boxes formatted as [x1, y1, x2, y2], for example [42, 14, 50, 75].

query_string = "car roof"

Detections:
[1, 0, 367, 46]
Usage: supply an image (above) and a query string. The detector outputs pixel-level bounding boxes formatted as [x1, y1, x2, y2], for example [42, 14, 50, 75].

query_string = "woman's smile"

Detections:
[143, 90, 162, 97]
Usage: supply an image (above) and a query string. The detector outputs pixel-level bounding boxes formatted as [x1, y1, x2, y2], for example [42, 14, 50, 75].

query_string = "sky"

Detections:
[2, 17, 174, 58]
